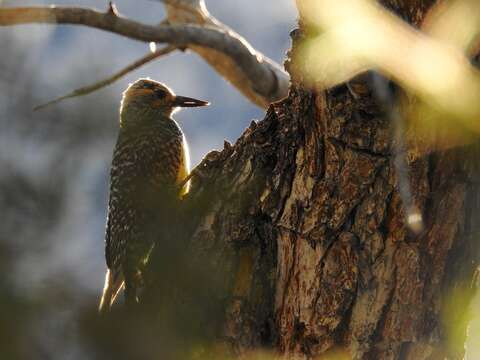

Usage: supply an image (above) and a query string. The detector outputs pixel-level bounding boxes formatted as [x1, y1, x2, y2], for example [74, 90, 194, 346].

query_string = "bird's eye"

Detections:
[156, 90, 167, 98]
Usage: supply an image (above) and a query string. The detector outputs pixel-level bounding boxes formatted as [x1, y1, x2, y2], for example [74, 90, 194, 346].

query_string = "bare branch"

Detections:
[0, 6, 289, 108]
[160, 0, 290, 108]
[34, 45, 177, 111]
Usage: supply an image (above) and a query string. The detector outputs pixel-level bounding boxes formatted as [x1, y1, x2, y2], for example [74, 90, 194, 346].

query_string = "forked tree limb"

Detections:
[0, 4, 290, 109]
[159, 0, 290, 109]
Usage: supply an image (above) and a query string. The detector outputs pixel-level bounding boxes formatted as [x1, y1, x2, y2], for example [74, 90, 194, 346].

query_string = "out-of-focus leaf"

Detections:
[297, 0, 480, 146]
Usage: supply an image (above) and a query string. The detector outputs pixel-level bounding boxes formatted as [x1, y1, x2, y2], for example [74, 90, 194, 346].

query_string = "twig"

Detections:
[107, 2, 119, 17]
[179, 171, 195, 190]
[34, 45, 177, 111]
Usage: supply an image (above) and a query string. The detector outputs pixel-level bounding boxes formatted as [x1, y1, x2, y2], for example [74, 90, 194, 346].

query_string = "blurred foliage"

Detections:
[297, 0, 480, 153]
[441, 282, 476, 358]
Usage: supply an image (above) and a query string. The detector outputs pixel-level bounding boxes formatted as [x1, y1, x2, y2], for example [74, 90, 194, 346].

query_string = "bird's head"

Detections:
[120, 78, 209, 126]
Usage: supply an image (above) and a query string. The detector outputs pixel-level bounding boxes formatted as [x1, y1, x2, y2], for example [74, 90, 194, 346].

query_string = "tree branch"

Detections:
[159, 0, 290, 108]
[33, 45, 177, 111]
[0, 5, 289, 108]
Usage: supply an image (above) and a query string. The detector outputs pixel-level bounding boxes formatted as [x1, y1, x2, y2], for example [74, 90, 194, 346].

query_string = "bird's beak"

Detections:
[173, 95, 210, 107]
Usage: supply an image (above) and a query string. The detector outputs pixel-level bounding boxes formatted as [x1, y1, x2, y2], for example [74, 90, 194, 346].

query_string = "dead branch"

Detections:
[160, 0, 290, 108]
[33, 45, 177, 110]
[0, 5, 289, 108]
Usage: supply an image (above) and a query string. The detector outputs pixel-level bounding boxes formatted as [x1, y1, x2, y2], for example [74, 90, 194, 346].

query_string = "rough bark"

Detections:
[139, 1, 480, 359]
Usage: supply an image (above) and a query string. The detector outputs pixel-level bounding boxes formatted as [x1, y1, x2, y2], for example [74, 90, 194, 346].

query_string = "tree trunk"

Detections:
[138, 1, 480, 359]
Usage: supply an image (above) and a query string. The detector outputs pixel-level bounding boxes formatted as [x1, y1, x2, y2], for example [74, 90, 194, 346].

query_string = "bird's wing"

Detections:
[104, 125, 185, 274]
[104, 132, 137, 272]
[105, 212, 113, 269]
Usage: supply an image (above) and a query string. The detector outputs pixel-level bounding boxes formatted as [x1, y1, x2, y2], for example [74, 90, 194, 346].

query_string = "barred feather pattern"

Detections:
[103, 117, 187, 308]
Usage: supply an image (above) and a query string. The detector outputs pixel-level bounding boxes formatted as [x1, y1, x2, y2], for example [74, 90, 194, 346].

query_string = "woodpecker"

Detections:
[99, 78, 209, 312]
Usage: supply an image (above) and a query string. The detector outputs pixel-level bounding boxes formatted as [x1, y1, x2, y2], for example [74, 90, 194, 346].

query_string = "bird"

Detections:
[99, 78, 209, 313]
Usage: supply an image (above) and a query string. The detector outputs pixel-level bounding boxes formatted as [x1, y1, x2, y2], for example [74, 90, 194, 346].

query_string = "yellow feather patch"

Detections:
[178, 134, 191, 196]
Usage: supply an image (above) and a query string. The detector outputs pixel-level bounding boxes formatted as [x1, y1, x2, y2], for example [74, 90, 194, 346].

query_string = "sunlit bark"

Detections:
[141, 1, 480, 359]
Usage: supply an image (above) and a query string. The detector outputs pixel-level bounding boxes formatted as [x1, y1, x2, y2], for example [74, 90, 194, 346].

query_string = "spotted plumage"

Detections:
[99, 78, 209, 312]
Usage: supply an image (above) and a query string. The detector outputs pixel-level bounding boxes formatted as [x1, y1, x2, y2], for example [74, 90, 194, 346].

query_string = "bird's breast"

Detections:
[149, 125, 190, 196]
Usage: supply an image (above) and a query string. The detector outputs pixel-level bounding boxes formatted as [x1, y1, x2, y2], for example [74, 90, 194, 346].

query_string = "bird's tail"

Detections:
[98, 269, 124, 314]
